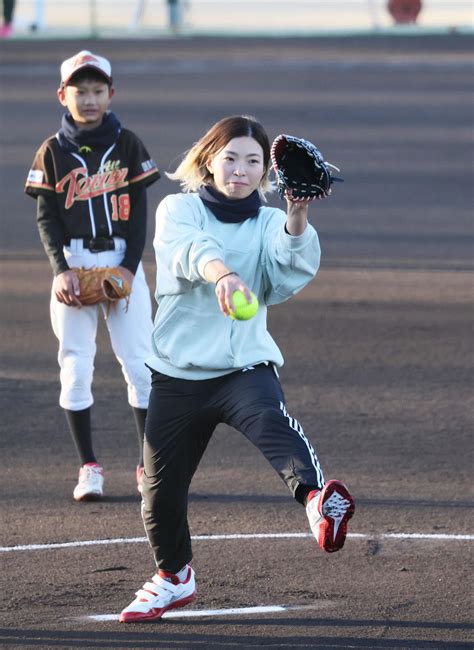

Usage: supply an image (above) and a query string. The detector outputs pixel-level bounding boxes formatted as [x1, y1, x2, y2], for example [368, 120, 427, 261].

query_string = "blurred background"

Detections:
[2, 0, 473, 39]
[0, 1, 473, 642]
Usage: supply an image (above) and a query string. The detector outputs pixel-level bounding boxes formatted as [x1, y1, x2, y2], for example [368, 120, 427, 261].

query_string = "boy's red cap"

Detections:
[60, 50, 112, 85]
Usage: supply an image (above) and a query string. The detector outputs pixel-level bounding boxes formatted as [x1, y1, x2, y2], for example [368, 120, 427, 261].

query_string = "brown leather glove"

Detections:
[71, 267, 131, 309]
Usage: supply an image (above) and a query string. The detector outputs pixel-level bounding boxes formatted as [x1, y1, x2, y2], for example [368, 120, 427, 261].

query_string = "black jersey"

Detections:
[25, 127, 160, 274]
[25, 128, 160, 237]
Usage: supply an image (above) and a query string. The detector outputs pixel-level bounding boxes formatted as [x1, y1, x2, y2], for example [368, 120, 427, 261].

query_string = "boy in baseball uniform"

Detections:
[25, 50, 160, 501]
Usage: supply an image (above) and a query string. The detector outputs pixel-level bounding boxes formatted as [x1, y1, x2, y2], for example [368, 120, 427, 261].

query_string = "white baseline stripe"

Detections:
[1, 531, 473, 553]
[88, 604, 289, 622]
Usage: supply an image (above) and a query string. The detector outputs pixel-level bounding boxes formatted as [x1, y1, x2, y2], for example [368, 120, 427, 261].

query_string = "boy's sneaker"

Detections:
[119, 565, 196, 623]
[0, 24, 13, 38]
[306, 480, 355, 553]
[136, 465, 144, 494]
[73, 463, 104, 501]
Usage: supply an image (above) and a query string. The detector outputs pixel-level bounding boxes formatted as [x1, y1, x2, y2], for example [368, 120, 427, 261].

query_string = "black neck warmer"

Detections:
[57, 111, 121, 153]
[198, 185, 262, 223]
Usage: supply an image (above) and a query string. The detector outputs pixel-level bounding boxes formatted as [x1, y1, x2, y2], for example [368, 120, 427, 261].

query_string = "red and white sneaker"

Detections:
[73, 463, 104, 501]
[119, 565, 196, 623]
[136, 465, 144, 494]
[306, 480, 355, 553]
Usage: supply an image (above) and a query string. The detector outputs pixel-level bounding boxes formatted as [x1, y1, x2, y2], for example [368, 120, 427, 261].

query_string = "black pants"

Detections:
[3, 0, 15, 24]
[142, 364, 325, 572]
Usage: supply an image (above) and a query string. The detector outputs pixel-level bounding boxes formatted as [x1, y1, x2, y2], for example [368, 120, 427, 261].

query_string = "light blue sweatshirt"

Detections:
[147, 193, 321, 380]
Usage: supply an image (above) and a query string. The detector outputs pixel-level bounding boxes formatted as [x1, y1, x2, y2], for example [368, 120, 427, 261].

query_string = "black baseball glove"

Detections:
[271, 134, 343, 201]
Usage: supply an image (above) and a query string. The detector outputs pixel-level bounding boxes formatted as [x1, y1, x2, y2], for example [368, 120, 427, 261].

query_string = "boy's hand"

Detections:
[117, 266, 134, 288]
[53, 270, 82, 307]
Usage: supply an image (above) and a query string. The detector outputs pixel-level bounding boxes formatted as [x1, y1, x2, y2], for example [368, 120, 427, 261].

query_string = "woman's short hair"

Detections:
[167, 115, 274, 198]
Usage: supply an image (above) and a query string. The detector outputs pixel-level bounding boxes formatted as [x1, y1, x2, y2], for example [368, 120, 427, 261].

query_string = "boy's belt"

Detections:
[67, 237, 116, 253]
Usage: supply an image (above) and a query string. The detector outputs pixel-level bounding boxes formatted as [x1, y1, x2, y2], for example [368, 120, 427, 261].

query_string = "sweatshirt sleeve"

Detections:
[260, 210, 321, 305]
[153, 194, 225, 296]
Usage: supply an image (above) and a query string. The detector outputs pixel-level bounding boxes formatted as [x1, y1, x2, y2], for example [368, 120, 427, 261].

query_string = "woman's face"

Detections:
[206, 136, 265, 199]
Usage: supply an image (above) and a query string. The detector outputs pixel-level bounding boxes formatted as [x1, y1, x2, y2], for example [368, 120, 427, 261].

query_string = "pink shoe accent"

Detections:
[0, 24, 13, 38]
[136, 465, 144, 494]
[120, 591, 196, 622]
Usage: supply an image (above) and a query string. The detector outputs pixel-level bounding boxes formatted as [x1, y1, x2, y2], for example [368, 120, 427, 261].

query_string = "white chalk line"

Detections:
[1, 531, 473, 553]
[86, 604, 314, 622]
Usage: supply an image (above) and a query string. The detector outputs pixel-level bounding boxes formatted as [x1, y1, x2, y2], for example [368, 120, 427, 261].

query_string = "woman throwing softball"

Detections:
[119, 115, 355, 623]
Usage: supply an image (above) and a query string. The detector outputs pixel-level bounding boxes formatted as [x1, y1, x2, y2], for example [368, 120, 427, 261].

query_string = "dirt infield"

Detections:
[0, 35, 473, 648]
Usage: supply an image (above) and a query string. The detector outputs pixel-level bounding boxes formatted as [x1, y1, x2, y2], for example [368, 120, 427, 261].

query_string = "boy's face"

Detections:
[57, 77, 114, 130]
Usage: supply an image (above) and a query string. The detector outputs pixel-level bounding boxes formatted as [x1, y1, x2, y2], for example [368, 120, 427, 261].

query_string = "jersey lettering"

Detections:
[56, 166, 129, 209]
[101, 159, 121, 172]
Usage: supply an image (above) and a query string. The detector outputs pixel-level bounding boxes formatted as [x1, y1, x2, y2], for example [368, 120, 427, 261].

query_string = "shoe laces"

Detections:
[78, 464, 102, 482]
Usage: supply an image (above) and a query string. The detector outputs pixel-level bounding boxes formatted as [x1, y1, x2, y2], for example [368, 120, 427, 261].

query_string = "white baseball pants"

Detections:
[50, 238, 153, 411]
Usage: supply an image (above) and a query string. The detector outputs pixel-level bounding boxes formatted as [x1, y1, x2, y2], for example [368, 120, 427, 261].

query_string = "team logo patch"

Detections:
[79, 146, 92, 153]
[27, 169, 44, 184]
[141, 159, 156, 173]
[74, 53, 100, 67]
